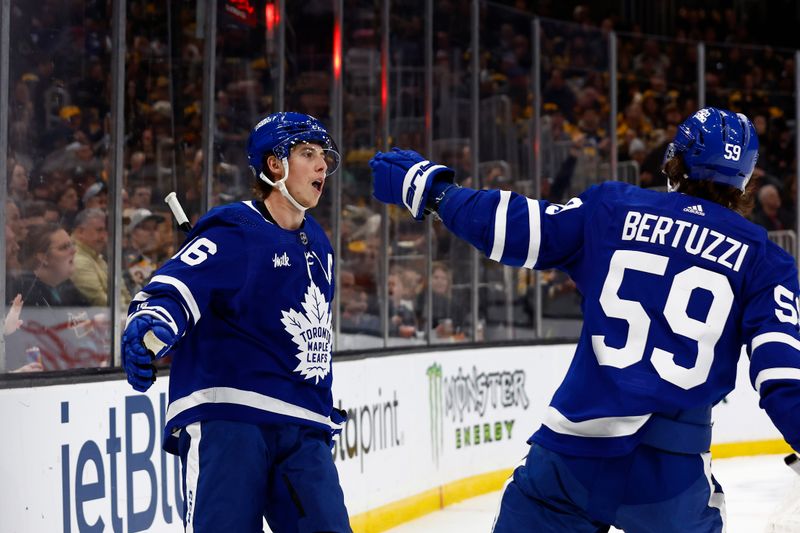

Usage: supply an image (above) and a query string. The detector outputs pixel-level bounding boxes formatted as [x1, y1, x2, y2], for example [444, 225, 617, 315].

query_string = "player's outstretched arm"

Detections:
[370, 147, 589, 270]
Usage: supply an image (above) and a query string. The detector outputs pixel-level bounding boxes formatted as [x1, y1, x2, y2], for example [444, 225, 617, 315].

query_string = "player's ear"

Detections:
[266, 154, 284, 178]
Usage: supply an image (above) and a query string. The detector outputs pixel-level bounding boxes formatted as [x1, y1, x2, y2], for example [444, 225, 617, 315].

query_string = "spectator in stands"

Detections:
[7, 161, 30, 205]
[638, 103, 683, 188]
[127, 151, 157, 183]
[41, 201, 60, 224]
[19, 200, 50, 236]
[54, 183, 80, 229]
[617, 101, 652, 145]
[575, 105, 609, 154]
[633, 39, 670, 78]
[81, 181, 108, 210]
[424, 261, 467, 340]
[340, 286, 381, 336]
[6, 200, 27, 246]
[129, 182, 153, 210]
[151, 209, 177, 264]
[5, 225, 21, 292]
[123, 208, 164, 295]
[388, 270, 418, 338]
[543, 69, 576, 122]
[12, 223, 88, 308]
[71, 208, 130, 306]
[751, 183, 794, 232]
[628, 138, 648, 171]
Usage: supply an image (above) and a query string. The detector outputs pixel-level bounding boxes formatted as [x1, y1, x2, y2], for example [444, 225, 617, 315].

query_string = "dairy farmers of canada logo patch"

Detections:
[281, 282, 332, 383]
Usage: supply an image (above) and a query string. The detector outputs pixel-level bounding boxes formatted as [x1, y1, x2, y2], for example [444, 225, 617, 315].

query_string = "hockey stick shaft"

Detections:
[138, 192, 191, 364]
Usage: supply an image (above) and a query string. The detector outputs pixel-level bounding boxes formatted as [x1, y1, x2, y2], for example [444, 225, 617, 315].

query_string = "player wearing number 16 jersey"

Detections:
[121, 112, 352, 532]
[369, 107, 800, 532]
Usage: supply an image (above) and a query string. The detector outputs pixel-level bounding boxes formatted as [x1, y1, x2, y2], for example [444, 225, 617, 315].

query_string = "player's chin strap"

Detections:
[258, 158, 308, 212]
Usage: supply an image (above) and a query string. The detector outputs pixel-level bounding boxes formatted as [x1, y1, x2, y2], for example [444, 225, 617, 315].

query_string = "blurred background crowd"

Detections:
[3, 0, 799, 373]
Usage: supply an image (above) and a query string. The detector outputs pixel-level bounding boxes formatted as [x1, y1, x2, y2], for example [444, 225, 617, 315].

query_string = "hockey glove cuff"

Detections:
[370, 148, 455, 220]
[328, 407, 348, 449]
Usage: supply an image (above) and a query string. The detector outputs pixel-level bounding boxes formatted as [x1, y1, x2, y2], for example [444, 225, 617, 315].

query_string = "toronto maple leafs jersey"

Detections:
[126, 200, 339, 454]
[435, 180, 800, 457]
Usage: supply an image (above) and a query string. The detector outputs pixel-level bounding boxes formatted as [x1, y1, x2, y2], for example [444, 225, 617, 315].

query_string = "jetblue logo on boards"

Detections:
[59, 395, 184, 532]
[273, 252, 291, 268]
[683, 204, 705, 216]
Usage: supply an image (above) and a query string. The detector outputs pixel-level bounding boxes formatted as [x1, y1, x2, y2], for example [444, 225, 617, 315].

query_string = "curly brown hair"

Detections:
[251, 153, 277, 200]
[663, 155, 757, 217]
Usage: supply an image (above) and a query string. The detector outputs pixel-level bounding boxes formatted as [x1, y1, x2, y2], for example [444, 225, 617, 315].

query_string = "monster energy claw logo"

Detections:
[427, 363, 444, 466]
[427, 363, 530, 461]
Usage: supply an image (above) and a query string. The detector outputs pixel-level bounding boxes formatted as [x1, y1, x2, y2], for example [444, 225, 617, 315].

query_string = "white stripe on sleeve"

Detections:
[131, 291, 152, 302]
[751, 331, 800, 353]
[753, 368, 800, 394]
[490, 190, 512, 261]
[523, 197, 541, 269]
[151, 274, 201, 324]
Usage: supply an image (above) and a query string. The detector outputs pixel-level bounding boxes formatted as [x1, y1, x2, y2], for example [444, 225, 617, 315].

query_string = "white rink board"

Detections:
[330, 344, 574, 515]
[0, 343, 783, 532]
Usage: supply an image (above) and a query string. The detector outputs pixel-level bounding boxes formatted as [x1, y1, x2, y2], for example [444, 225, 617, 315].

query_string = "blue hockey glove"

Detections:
[122, 314, 177, 392]
[329, 407, 348, 449]
[370, 148, 454, 220]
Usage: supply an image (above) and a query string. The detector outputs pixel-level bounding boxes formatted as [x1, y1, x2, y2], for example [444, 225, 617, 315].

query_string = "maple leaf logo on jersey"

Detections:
[280, 282, 332, 384]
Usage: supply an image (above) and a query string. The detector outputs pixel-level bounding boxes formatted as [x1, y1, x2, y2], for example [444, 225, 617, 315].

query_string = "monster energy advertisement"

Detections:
[427, 362, 531, 465]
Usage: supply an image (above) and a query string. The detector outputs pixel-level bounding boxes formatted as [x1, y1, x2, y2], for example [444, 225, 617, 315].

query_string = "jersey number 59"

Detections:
[592, 249, 733, 390]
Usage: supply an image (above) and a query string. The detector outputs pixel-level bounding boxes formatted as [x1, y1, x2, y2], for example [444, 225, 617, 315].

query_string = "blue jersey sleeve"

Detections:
[127, 215, 248, 340]
[743, 244, 800, 451]
[435, 185, 600, 270]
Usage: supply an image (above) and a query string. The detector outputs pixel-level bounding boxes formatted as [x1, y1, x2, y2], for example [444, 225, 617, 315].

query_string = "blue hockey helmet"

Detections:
[662, 107, 758, 192]
[246, 112, 341, 177]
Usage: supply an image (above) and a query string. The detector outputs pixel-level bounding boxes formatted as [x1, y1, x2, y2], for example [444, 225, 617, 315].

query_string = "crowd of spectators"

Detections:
[4, 1, 800, 371]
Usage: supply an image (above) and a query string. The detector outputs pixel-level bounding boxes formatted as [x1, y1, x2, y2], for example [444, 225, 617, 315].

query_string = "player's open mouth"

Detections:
[312, 180, 323, 192]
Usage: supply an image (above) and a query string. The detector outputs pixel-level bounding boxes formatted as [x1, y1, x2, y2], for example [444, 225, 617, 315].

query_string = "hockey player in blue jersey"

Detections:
[121, 112, 352, 532]
[370, 107, 800, 532]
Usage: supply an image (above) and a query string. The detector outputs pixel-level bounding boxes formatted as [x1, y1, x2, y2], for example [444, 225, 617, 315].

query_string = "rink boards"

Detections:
[0, 343, 788, 532]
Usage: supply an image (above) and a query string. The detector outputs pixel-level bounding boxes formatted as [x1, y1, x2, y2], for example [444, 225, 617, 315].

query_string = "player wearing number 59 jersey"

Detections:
[370, 107, 800, 532]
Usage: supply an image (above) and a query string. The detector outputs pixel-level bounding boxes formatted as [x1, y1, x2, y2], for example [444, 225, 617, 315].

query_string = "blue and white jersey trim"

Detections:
[751, 331, 800, 352]
[127, 305, 181, 335]
[166, 386, 343, 430]
[523, 197, 541, 269]
[151, 274, 201, 324]
[753, 368, 800, 394]
[750, 331, 800, 393]
[543, 406, 652, 438]
[490, 190, 512, 261]
[488, 192, 542, 268]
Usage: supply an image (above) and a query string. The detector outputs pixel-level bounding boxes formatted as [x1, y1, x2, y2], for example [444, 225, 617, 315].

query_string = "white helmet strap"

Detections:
[258, 157, 308, 213]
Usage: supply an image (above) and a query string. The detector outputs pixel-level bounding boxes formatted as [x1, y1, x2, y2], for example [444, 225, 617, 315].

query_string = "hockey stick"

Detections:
[785, 453, 800, 476]
[165, 192, 193, 233]
[141, 192, 192, 358]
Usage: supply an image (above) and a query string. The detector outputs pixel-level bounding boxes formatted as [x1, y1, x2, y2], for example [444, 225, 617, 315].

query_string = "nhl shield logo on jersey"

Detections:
[280, 282, 332, 383]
